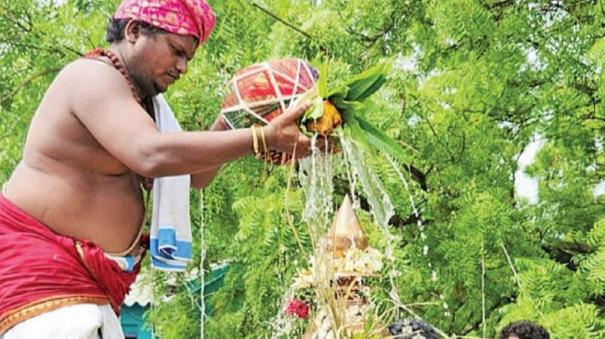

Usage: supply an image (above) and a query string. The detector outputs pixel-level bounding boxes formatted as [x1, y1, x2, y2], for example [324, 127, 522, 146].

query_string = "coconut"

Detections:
[220, 58, 319, 164]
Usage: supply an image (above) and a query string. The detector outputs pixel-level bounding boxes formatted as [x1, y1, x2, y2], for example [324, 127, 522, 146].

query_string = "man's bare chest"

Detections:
[29, 109, 132, 177]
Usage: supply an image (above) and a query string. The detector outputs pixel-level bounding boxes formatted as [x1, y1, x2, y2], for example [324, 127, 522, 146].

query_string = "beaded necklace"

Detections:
[85, 48, 155, 190]
[85, 48, 154, 117]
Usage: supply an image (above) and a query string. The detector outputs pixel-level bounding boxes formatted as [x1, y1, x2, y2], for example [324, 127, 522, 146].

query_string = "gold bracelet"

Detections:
[251, 125, 260, 158]
[259, 125, 268, 155]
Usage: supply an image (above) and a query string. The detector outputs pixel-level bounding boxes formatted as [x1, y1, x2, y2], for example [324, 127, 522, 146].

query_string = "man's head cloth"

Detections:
[114, 0, 216, 45]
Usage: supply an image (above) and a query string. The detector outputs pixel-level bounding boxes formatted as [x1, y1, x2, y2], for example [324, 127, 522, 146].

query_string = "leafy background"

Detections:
[1, 0, 605, 338]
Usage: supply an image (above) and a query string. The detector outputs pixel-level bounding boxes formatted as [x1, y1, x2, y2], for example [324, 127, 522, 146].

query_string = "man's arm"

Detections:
[190, 115, 227, 189]
[66, 60, 311, 178]
[190, 165, 221, 189]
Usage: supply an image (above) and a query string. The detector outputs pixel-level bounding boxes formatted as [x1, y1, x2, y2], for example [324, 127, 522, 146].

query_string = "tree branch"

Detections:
[460, 297, 509, 335]
[541, 238, 594, 271]
[250, 2, 329, 55]
[0, 5, 32, 33]
[482, 0, 515, 10]
[422, 115, 458, 162]
[250, 2, 313, 40]
[405, 163, 429, 191]
[0, 68, 61, 106]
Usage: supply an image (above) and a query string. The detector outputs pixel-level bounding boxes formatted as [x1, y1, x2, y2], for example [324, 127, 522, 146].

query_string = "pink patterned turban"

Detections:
[114, 0, 216, 44]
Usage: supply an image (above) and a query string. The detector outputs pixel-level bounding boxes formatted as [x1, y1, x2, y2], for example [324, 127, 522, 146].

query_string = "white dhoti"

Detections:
[0, 304, 124, 339]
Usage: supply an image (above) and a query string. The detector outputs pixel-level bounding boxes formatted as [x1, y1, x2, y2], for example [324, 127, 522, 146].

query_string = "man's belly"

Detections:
[4, 163, 145, 254]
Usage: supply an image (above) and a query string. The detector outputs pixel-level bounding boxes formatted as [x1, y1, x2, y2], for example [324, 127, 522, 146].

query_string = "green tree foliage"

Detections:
[2, 0, 605, 338]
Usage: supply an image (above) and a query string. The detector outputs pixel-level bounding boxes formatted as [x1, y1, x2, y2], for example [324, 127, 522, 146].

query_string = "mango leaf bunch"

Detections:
[219, 58, 408, 165]
[300, 62, 409, 164]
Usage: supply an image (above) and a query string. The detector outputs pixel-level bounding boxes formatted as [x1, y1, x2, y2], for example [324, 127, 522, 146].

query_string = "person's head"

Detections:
[106, 0, 216, 96]
[500, 321, 550, 339]
[388, 318, 439, 339]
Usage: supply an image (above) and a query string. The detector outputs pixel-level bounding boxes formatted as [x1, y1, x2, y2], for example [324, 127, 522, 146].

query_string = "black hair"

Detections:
[105, 17, 166, 43]
[500, 321, 550, 339]
[388, 318, 439, 339]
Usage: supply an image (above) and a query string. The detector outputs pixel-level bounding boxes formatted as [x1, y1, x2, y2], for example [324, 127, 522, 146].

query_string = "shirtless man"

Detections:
[0, 0, 312, 337]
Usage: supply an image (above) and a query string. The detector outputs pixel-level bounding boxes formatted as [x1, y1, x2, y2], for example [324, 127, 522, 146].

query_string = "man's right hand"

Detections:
[263, 99, 313, 159]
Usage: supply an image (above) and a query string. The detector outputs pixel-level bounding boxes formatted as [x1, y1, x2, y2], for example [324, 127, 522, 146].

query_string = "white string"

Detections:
[200, 189, 205, 339]
[501, 240, 521, 289]
[222, 60, 317, 128]
[220, 93, 304, 114]
[481, 239, 486, 339]
[230, 78, 270, 124]
[287, 60, 303, 110]
[300, 61, 316, 89]
[265, 62, 287, 113]
[232, 64, 300, 86]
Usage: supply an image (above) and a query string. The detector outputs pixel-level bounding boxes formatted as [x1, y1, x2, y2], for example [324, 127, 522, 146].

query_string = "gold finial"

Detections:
[323, 195, 368, 256]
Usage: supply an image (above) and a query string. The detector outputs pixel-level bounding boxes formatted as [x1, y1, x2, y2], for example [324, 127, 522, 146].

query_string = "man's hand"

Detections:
[263, 99, 313, 159]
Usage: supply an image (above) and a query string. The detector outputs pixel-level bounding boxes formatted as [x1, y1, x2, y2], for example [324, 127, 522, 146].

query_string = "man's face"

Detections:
[130, 31, 198, 96]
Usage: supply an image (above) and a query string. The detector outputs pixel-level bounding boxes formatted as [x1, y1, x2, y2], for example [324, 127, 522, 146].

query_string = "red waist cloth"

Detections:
[0, 194, 145, 332]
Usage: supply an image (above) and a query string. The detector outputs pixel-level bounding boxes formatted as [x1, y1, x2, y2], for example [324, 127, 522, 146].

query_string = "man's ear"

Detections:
[123, 20, 141, 43]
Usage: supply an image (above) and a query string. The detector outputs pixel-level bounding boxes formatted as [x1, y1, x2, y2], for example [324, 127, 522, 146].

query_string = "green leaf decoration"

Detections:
[338, 62, 391, 101]
[318, 61, 329, 98]
[354, 113, 409, 164]
[342, 111, 371, 153]
[301, 95, 324, 121]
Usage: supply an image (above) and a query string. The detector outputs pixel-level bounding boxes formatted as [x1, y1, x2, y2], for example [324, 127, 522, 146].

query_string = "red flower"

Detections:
[285, 299, 309, 319]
